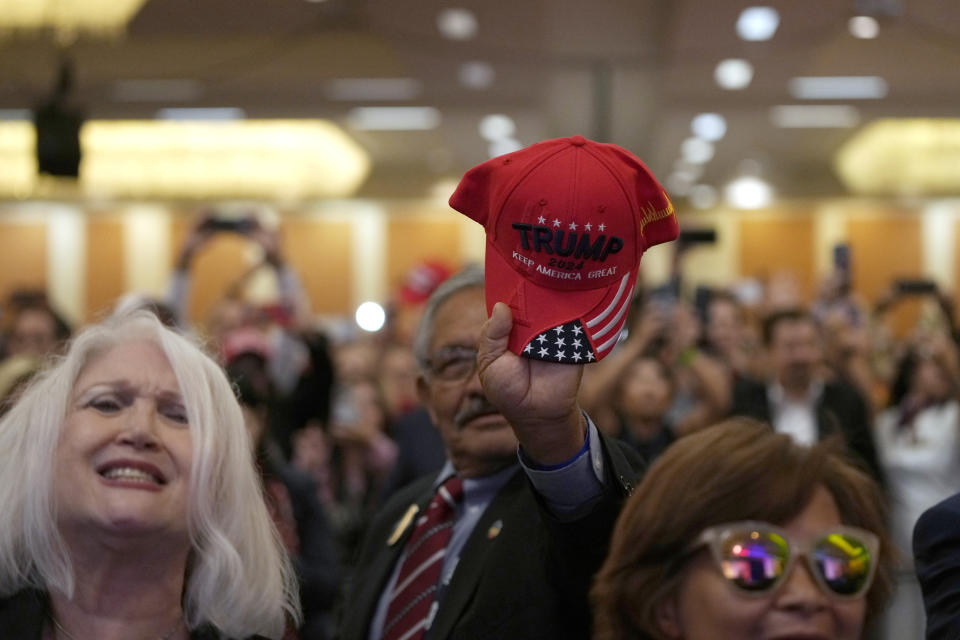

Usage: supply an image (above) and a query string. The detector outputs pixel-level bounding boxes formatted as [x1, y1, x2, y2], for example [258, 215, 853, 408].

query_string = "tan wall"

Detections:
[1, 198, 959, 329]
[387, 210, 462, 293]
[283, 217, 352, 315]
[85, 215, 125, 321]
[738, 212, 815, 301]
[0, 220, 46, 305]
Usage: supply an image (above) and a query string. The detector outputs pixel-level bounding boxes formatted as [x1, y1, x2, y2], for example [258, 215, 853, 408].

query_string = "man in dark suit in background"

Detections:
[914, 491, 960, 639]
[730, 308, 884, 484]
[338, 266, 641, 640]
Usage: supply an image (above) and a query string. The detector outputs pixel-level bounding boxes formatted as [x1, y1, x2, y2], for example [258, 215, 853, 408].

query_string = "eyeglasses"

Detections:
[693, 521, 879, 600]
[425, 346, 479, 382]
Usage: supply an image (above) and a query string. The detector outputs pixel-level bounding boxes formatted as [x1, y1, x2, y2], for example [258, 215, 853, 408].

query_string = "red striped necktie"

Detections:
[383, 474, 464, 640]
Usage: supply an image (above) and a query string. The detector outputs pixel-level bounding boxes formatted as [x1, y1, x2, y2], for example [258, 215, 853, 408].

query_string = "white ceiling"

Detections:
[1, 0, 958, 200]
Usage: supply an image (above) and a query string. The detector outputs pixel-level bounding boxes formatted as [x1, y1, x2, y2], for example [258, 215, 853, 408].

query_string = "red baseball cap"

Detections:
[397, 260, 454, 306]
[449, 135, 678, 363]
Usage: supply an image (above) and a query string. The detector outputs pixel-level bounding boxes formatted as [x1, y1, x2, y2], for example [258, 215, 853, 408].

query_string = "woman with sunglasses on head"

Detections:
[592, 418, 893, 640]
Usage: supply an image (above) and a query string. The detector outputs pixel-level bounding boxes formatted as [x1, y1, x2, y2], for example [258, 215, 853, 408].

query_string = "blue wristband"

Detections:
[525, 427, 591, 471]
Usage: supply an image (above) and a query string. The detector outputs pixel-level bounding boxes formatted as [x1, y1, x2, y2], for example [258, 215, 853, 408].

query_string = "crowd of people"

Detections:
[0, 207, 959, 639]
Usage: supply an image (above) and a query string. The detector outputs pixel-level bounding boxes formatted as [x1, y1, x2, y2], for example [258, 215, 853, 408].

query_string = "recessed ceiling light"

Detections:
[714, 59, 754, 90]
[789, 76, 888, 100]
[672, 160, 704, 182]
[690, 184, 719, 210]
[848, 15, 879, 39]
[736, 7, 779, 41]
[488, 138, 523, 158]
[437, 8, 478, 40]
[667, 173, 694, 197]
[725, 176, 772, 209]
[459, 61, 495, 89]
[691, 113, 727, 141]
[479, 114, 515, 141]
[681, 137, 715, 164]
[771, 105, 860, 128]
[348, 107, 441, 131]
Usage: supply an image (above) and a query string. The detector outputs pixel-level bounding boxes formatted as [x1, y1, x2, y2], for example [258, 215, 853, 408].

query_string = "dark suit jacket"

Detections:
[730, 376, 884, 485]
[338, 432, 642, 640]
[0, 589, 260, 639]
[914, 491, 960, 639]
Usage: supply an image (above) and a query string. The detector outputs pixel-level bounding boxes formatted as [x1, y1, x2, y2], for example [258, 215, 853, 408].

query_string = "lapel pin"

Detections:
[487, 519, 503, 539]
[388, 504, 419, 546]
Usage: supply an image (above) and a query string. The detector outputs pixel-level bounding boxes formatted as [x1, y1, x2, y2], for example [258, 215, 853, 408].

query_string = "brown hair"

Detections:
[591, 418, 893, 640]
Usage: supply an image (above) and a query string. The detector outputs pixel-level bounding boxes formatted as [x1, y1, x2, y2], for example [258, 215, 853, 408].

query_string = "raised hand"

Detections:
[477, 302, 586, 465]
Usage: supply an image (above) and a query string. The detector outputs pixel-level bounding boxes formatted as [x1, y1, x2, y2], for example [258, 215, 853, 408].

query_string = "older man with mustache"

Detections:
[338, 266, 642, 640]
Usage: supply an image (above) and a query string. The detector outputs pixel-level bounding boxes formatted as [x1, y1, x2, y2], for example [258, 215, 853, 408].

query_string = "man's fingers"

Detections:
[478, 302, 512, 371]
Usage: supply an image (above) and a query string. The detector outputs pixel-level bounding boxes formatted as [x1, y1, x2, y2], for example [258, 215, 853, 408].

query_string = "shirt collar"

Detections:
[767, 379, 824, 407]
[434, 460, 519, 505]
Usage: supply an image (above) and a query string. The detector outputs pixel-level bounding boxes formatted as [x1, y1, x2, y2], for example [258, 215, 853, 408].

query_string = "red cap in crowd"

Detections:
[449, 135, 678, 363]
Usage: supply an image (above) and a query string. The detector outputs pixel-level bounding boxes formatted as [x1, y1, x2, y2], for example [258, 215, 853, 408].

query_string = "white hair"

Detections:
[412, 263, 485, 373]
[0, 311, 300, 638]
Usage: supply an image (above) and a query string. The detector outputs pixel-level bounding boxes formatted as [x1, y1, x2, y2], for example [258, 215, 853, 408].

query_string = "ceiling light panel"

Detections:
[836, 118, 960, 195]
[80, 119, 370, 199]
[0, 122, 37, 197]
[789, 76, 888, 100]
[155, 108, 245, 121]
[0, 0, 148, 35]
[348, 107, 441, 131]
[771, 105, 860, 128]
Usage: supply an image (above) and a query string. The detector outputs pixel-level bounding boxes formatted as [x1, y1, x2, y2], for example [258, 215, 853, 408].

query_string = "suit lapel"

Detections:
[346, 490, 434, 640]
[427, 469, 526, 640]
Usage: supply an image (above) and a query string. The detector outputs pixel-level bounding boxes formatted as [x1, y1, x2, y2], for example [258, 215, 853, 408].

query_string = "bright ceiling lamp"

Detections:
[0, 0, 148, 37]
[80, 120, 370, 199]
[836, 119, 960, 196]
[725, 176, 773, 209]
[0, 121, 37, 197]
[715, 59, 754, 90]
[736, 7, 779, 41]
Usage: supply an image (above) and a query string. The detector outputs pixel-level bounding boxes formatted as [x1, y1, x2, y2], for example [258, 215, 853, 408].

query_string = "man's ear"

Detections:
[655, 593, 682, 639]
[416, 375, 439, 426]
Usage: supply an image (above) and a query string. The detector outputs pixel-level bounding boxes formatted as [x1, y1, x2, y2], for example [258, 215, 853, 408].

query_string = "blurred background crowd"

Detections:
[2, 219, 959, 638]
[3, 0, 960, 638]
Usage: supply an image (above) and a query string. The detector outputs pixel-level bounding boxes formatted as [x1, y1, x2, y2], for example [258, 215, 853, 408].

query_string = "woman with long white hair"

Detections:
[0, 311, 300, 639]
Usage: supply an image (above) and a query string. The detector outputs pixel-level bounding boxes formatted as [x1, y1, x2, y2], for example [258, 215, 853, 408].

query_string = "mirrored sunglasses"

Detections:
[693, 521, 879, 600]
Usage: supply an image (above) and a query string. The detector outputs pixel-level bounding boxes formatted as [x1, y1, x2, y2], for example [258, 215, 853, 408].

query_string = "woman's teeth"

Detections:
[102, 467, 159, 483]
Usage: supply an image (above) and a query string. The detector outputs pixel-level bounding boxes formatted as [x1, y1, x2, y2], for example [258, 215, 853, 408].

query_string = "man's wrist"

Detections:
[512, 410, 586, 466]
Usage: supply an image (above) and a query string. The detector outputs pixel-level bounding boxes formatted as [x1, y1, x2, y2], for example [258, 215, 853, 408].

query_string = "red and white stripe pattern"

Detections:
[584, 274, 632, 359]
[383, 475, 464, 640]
[520, 274, 632, 364]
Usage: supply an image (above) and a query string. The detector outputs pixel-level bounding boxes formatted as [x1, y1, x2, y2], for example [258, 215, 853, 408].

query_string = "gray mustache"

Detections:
[454, 395, 500, 428]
